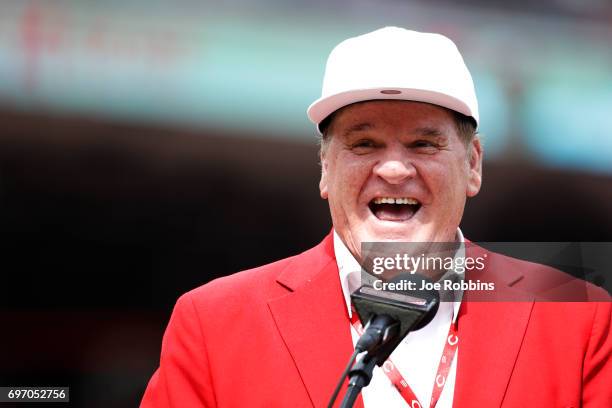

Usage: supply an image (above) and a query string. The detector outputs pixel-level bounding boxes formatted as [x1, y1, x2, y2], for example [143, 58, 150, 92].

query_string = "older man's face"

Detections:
[319, 100, 482, 259]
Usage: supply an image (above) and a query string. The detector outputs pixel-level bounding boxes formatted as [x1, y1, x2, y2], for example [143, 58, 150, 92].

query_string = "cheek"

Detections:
[416, 157, 470, 201]
[328, 156, 373, 213]
[331, 154, 371, 188]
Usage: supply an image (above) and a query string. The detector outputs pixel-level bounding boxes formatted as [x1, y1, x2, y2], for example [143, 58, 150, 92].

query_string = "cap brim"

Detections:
[307, 88, 477, 135]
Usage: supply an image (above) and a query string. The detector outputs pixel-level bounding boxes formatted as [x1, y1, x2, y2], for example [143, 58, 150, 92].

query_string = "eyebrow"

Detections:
[413, 126, 444, 137]
[341, 123, 449, 140]
[342, 122, 373, 137]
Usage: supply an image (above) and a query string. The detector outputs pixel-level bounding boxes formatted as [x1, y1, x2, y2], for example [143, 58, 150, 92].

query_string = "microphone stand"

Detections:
[339, 352, 378, 408]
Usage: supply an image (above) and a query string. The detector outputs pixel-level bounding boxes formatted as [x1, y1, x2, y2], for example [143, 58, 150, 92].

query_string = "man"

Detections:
[142, 27, 611, 407]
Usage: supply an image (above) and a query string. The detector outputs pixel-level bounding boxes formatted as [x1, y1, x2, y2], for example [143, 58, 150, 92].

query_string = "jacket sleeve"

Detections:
[582, 300, 612, 407]
[141, 293, 217, 408]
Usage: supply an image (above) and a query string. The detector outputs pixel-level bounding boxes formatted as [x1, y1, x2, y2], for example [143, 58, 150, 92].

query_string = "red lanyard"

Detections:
[350, 310, 459, 408]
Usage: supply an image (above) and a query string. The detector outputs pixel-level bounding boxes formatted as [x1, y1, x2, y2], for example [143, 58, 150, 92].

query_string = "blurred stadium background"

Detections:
[1, 0, 611, 406]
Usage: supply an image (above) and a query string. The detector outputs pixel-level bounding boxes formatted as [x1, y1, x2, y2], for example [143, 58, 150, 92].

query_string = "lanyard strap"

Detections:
[350, 310, 459, 408]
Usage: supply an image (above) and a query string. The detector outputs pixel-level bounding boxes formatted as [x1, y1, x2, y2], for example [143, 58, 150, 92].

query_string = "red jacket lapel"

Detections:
[268, 234, 362, 408]
[453, 298, 534, 406]
[453, 244, 535, 407]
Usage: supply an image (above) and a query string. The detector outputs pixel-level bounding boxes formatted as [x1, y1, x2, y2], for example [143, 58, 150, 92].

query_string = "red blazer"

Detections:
[141, 233, 611, 407]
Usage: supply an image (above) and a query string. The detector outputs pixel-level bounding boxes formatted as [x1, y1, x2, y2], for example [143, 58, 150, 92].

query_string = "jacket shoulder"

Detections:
[467, 242, 610, 302]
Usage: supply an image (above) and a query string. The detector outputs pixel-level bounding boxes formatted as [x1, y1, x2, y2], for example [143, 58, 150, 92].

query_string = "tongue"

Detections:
[372, 203, 417, 221]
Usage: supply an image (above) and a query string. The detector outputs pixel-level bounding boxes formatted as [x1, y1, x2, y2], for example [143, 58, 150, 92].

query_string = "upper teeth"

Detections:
[373, 197, 419, 205]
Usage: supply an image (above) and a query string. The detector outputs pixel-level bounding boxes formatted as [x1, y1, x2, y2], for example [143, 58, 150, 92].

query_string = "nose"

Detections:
[373, 154, 416, 185]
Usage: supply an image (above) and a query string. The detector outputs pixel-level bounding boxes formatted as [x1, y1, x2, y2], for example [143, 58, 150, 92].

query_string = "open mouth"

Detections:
[368, 197, 422, 222]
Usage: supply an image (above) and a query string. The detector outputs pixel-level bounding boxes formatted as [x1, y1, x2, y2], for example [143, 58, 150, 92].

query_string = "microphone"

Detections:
[328, 273, 440, 408]
[351, 273, 440, 364]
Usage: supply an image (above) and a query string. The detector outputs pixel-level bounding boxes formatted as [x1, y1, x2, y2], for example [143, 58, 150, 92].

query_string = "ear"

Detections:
[466, 136, 483, 197]
[319, 149, 329, 199]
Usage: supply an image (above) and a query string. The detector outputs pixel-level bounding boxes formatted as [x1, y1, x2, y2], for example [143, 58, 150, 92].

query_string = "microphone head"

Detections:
[350, 273, 440, 364]
[390, 273, 440, 330]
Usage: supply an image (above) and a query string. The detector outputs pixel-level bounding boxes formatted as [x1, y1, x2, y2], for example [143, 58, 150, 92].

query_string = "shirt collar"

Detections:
[334, 229, 465, 323]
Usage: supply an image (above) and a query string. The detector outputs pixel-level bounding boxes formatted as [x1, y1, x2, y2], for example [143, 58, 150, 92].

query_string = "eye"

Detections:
[413, 140, 436, 148]
[410, 140, 442, 154]
[353, 139, 375, 148]
[349, 139, 378, 154]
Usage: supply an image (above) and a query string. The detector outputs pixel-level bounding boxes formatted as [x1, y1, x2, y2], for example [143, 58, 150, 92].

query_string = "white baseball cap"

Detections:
[307, 27, 479, 134]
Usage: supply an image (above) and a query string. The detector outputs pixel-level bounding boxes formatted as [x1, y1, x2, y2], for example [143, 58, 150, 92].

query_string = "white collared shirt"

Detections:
[334, 230, 465, 408]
